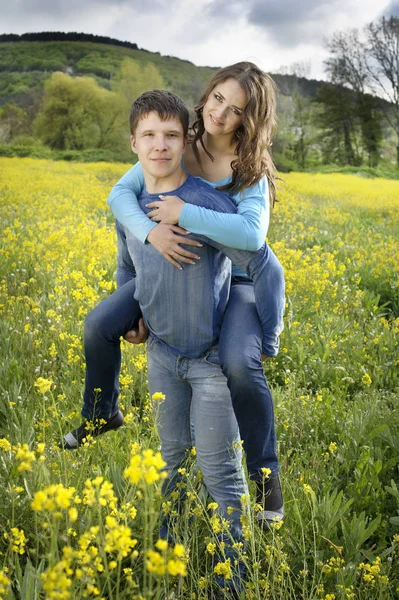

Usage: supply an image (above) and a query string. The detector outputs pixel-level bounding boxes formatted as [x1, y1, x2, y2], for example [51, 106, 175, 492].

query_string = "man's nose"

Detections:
[154, 135, 168, 150]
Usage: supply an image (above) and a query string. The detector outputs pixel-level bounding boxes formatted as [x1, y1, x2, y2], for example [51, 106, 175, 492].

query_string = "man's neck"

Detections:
[145, 168, 187, 194]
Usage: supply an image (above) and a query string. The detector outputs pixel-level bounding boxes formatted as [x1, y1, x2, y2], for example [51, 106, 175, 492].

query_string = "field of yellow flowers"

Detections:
[0, 157, 398, 599]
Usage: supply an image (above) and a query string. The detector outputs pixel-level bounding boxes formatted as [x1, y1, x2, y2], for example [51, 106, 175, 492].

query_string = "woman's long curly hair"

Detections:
[191, 61, 278, 206]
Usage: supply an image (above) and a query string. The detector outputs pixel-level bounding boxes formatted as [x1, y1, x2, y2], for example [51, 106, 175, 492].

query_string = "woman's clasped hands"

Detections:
[146, 194, 185, 224]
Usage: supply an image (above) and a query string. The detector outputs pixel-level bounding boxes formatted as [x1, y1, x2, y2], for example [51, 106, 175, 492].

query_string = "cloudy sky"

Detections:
[1, 0, 398, 79]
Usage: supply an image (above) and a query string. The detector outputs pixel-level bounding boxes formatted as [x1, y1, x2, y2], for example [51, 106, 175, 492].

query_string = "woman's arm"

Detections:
[108, 162, 203, 266]
[147, 177, 270, 251]
[108, 162, 154, 244]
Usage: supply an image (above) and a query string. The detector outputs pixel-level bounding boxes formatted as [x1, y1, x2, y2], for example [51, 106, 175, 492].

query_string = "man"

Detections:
[61, 90, 283, 539]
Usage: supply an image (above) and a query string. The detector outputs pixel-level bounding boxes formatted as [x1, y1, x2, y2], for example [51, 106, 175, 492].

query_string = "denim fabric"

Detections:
[120, 174, 285, 357]
[219, 281, 279, 479]
[146, 334, 248, 543]
[82, 279, 138, 419]
[82, 278, 280, 479]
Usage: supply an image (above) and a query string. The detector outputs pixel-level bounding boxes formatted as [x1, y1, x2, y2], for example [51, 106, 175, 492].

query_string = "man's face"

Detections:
[130, 112, 186, 181]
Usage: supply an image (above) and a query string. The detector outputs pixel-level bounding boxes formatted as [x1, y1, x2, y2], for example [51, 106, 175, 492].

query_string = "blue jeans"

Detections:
[220, 279, 279, 480]
[82, 278, 279, 479]
[146, 335, 248, 542]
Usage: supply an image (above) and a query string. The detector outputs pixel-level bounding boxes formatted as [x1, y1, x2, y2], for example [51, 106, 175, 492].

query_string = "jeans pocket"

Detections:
[204, 345, 220, 367]
[146, 334, 159, 352]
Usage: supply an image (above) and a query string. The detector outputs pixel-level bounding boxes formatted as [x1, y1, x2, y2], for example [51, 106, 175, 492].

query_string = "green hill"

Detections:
[0, 32, 327, 108]
[0, 33, 218, 109]
[0, 32, 394, 173]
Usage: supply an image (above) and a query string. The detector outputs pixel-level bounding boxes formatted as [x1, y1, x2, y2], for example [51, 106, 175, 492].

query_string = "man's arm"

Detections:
[115, 220, 148, 344]
[116, 220, 136, 288]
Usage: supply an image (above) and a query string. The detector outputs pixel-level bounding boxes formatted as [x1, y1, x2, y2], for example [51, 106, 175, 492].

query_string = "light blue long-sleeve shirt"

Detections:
[116, 174, 284, 357]
[107, 160, 270, 277]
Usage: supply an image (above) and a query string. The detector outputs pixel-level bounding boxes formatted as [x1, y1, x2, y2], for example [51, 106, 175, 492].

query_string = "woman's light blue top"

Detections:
[107, 159, 270, 277]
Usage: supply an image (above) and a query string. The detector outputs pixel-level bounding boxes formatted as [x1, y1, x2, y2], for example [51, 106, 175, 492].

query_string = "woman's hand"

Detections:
[146, 195, 185, 225]
[147, 223, 203, 269]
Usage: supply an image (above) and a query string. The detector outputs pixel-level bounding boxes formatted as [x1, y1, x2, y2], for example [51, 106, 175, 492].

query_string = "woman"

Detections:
[107, 62, 285, 526]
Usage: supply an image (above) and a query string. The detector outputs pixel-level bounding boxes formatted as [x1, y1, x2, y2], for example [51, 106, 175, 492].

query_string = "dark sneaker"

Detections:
[255, 475, 284, 529]
[59, 410, 124, 450]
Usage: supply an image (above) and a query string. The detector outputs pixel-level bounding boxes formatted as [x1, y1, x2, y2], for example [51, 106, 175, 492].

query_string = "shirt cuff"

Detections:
[143, 221, 158, 244]
[178, 203, 194, 231]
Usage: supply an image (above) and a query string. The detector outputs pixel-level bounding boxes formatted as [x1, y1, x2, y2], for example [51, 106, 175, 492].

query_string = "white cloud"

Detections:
[0, 0, 394, 79]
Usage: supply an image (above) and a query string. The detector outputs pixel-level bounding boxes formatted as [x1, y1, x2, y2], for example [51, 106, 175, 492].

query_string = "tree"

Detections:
[34, 72, 125, 151]
[275, 62, 319, 168]
[0, 103, 29, 143]
[324, 29, 383, 167]
[366, 16, 399, 167]
[112, 58, 165, 104]
[316, 84, 362, 165]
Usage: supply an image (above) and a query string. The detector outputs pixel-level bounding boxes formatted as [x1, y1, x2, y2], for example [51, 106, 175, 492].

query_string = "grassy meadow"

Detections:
[0, 157, 398, 599]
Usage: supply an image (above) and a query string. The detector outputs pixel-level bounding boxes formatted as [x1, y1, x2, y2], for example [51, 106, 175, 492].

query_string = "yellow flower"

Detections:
[68, 507, 78, 522]
[14, 443, 36, 472]
[34, 377, 53, 394]
[361, 372, 372, 386]
[214, 559, 232, 580]
[206, 542, 216, 555]
[0, 438, 11, 452]
[5, 528, 27, 554]
[261, 467, 272, 478]
[167, 558, 187, 576]
[328, 441, 338, 454]
[173, 544, 185, 558]
[303, 483, 312, 495]
[155, 539, 168, 551]
[152, 392, 166, 402]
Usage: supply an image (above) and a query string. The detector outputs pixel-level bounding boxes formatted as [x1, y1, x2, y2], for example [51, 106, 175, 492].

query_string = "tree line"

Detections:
[0, 32, 139, 52]
[275, 16, 399, 171]
[0, 17, 398, 171]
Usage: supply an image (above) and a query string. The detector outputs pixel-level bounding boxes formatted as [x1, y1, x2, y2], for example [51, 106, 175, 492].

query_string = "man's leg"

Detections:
[60, 279, 140, 449]
[146, 336, 192, 537]
[189, 349, 248, 593]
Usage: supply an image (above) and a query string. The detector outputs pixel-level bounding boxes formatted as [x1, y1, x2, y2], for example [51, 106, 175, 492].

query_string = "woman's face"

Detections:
[203, 78, 247, 139]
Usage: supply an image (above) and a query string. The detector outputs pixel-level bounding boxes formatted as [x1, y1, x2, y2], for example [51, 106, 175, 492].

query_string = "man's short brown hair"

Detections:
[129, 90, 189, 137]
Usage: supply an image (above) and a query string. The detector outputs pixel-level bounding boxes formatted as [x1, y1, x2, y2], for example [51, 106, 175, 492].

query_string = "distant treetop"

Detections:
[0, 31, 139, 51]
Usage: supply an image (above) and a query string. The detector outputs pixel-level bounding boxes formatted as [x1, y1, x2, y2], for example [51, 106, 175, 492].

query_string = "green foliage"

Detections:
[33, 72, 125, 151]
[0, 160, 398, 598]
[0, 103, 29, 143]
[112, 58, 165, 104]
[0, 40, 216, 110]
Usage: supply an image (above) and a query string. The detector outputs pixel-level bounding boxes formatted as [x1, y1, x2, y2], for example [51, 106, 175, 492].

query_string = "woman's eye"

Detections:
[214, 94, 222, 102]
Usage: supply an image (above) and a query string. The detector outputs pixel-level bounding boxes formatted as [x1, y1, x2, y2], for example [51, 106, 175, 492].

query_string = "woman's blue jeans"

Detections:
[82, 278, 279, 479]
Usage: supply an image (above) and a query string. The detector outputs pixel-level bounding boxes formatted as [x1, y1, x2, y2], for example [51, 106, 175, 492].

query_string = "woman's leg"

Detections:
[219, 281, 279, 480]
[82, 278, 141, 420]
[219, 281, 283, 524]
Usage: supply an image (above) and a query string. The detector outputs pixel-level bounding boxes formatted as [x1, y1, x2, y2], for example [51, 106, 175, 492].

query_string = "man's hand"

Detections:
[147, 195, 184, 225]
[124, 318, 149, 344]
[261, 353, 273, 362]
[147, 224, 203, 270]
